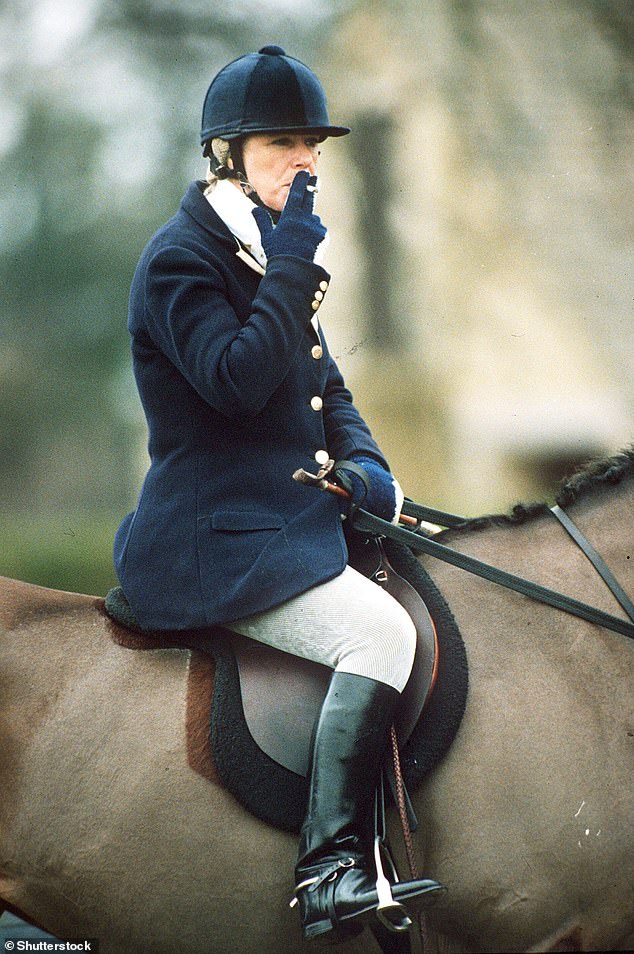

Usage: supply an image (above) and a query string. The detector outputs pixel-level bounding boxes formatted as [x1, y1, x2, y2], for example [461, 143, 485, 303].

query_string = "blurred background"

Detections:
[1, 0, 632, 596]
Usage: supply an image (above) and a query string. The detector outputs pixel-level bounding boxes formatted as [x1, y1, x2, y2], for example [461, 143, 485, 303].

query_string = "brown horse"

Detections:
[1, 450, 633, 953]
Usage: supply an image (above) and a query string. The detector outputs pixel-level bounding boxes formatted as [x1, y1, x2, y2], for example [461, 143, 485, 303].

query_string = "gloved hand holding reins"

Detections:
[252, 171, 328, 264]
[334, 455, 404, 525]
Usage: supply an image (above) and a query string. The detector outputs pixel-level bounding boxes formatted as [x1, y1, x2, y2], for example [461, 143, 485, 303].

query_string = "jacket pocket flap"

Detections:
[211, 511, 285, 532]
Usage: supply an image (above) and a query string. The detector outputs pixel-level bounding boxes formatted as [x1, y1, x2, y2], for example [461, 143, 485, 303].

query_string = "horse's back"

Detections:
[0, 576, 317, 953]
[0, 575, 99, 629]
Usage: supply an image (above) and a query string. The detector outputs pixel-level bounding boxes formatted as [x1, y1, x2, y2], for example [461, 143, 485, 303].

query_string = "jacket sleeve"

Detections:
[142, 244, 330, 419]
[321, 355, 390, 470]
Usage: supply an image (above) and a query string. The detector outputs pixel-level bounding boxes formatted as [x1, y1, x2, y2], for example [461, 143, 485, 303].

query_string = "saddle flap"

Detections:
[229, 632, 330, 777]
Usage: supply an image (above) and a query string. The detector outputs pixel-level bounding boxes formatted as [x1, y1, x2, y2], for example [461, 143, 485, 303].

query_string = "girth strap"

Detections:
[550, 505, 634, 623]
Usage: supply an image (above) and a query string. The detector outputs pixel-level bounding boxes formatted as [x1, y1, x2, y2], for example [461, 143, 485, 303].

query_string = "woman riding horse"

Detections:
[113, 46, 444, 943]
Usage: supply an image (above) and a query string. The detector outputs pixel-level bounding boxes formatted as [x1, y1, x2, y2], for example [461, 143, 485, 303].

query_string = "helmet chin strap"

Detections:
[238, 180, 282, 224]
[211, 139, 281, 223]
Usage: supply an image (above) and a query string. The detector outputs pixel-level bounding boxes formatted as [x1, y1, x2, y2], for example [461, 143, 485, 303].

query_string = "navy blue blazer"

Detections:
[114, 181, 388, 629]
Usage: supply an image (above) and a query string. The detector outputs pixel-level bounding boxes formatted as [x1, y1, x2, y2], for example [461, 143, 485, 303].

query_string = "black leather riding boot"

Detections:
[292, 671, 445, 943]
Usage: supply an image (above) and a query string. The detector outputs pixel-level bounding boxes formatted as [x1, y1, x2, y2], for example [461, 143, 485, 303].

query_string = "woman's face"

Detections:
[239, 133, 321, 211]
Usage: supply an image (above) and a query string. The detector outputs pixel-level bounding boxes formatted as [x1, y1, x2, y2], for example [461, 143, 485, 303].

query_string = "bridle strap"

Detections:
[550, 505, 634, 623]
[352, 509, 634, 641]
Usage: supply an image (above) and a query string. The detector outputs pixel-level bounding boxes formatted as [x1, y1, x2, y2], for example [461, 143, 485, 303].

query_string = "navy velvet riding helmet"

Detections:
[200, 45, 350, 153]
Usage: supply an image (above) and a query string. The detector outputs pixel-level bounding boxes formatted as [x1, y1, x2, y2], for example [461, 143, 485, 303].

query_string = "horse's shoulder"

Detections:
[0, 575, 98, 629]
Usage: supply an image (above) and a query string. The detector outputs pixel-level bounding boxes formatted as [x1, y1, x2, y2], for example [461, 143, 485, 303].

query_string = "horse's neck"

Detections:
[424, 479, 634, 673]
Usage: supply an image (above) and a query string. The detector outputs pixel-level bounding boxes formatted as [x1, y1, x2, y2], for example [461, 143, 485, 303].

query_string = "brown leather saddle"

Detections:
[105, 536, 468, 832]
[233, 537, 438, 777]
[105, 536, 438, 780]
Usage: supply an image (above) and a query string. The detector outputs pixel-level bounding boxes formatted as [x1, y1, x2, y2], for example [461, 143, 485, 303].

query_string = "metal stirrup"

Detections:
[373, 774, 412, 934]
[373, 836, 412, 933]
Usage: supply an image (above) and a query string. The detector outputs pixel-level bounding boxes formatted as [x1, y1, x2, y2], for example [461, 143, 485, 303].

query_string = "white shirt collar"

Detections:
[205, 180, 267, 268]
[204, 178, 321, 335]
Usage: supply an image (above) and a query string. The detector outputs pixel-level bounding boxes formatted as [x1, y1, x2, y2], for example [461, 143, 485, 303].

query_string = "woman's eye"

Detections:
[269, 137, 320, 150]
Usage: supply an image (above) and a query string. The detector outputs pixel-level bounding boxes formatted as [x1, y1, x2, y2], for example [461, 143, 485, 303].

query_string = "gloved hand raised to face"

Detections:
[252, 171, 328, 264]
[333, 455, 404, 525]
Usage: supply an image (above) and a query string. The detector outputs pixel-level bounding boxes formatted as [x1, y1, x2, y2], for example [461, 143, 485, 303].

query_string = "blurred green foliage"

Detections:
[0, 512, 119, 595]
[0, 0, 332, 592]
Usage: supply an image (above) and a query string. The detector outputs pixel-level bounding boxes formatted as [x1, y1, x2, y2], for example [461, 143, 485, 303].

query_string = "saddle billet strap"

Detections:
[353, 510, 634, 641]
[550, 504, 634, 623]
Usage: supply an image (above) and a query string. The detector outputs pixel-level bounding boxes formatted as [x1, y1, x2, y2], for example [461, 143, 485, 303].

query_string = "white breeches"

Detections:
[225, 565, 417, 693]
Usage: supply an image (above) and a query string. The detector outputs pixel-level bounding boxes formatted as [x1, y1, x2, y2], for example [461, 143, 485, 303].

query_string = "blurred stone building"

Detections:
[314, 0, 633, 513]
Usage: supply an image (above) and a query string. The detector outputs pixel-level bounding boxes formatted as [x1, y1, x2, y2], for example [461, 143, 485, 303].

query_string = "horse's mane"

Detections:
[443, 446, 634, 536]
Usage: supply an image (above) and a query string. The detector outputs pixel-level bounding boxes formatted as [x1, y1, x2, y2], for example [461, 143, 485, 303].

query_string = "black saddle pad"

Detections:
[105, 540, 468, 832]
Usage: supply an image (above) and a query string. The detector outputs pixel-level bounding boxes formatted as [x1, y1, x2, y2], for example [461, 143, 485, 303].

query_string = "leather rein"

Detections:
[292, 460, 634, 640]
[353, 500, 634, 641]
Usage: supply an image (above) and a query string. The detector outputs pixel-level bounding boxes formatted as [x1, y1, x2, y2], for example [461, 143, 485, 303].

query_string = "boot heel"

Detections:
[302, 918, 333, 941]
[302, 914, 363, 945]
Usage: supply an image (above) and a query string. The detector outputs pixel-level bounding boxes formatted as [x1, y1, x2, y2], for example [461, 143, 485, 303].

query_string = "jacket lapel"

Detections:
[181, 182, 267, 277]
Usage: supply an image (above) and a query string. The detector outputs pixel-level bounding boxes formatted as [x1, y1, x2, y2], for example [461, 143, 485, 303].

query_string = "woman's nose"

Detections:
[292, 144, 316, 169]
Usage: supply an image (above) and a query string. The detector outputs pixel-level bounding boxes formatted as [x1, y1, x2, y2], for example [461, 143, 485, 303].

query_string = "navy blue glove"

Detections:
[252, 171, 327, 263]
[334, 455, 404, 524]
